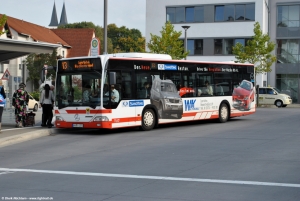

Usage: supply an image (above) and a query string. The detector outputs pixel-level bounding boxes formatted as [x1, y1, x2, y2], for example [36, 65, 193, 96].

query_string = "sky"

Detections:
[0, 0, 146, 36]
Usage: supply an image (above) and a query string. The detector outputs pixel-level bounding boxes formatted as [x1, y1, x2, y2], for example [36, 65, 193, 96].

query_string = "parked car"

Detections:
[258, 87, 292, 107]
[232, 80, 255, 111]
[150, 78, 183, 119]
[28, 94, 39, 111]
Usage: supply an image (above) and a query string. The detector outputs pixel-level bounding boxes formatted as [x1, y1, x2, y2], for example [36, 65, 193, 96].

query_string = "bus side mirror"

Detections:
[109, 72, 116, 85]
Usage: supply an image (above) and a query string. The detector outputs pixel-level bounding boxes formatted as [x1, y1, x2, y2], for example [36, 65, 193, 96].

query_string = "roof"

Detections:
[49, 2, 58, 26]
[0, 14, 69, 47]
[59, 2, 68, 26]
[52, 28, 96, 57]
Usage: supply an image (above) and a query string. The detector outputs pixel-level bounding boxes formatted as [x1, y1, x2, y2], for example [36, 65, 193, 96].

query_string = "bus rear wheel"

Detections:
[141, 109, 155, 131]
[219, 103, 229, 123]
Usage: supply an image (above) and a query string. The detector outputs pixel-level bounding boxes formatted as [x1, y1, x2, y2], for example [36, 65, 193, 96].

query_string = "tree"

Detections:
[147, 21, 188, 60]
[232, 22, 277, 75]
[108, 24, 145, 52]
[25, 50, 58, 90]
[0, 14, 7, 36]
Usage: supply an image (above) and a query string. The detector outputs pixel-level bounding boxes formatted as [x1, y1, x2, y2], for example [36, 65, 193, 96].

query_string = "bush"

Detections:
[30, 91, 40, 101]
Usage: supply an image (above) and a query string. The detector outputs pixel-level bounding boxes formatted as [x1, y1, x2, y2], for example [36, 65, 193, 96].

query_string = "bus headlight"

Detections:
[56, 116, 64, 121]
[244, 97, 249, 100]
[93, 116, 109, 121]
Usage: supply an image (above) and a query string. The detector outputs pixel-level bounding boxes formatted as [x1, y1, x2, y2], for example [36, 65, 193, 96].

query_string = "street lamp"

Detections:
[182, 26, 190, 60]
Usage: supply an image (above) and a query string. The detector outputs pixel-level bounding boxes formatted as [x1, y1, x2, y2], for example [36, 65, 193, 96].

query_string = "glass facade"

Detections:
[214, 38, 250, 55]
[215, 3, 255, 22]
[187, 39, 203, 55]
[277, 5, 300, 27]
[166, 6, 204, 23]
[277, 39, 299, 63]
[276, 4, 300, 103]
[276, 74, 299, 103]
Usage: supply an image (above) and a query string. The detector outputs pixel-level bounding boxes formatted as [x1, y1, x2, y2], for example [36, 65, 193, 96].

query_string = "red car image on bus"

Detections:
[232, 80, 255, 111]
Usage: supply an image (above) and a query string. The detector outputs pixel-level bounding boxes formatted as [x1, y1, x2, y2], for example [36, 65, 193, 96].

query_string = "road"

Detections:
[0, 108, 300, 201]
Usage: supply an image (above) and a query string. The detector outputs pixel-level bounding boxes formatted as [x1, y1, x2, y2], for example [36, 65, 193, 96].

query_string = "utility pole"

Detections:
[103, 0, 108, 54]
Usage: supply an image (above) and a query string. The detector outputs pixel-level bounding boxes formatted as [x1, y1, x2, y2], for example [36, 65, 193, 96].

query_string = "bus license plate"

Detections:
[73, 124, 83, 128]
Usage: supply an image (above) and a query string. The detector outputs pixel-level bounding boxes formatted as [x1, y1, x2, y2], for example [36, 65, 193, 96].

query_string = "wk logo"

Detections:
[184, 99, 199, 111]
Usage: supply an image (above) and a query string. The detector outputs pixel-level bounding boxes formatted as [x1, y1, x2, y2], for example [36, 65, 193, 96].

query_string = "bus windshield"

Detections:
[55, 72, 102, 109]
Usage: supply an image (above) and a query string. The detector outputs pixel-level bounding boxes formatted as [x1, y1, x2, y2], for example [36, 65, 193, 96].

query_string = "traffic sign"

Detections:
[1, 69, 10, 80]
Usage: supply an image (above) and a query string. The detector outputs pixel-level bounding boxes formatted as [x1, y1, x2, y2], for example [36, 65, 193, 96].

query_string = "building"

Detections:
[269, 0, 300, 103]
[146, 0, 269, 93]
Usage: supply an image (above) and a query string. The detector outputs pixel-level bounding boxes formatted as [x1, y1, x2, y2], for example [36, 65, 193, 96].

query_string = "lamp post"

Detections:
[182, 26, 190, 60]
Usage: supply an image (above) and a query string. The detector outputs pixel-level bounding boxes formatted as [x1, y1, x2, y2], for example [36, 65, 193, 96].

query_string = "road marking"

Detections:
[0, 168, 299, 188]
[0, 171, 14, 175]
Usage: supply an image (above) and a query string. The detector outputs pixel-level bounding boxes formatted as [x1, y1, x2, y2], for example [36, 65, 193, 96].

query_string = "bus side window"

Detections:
[122, 72, 132, 99]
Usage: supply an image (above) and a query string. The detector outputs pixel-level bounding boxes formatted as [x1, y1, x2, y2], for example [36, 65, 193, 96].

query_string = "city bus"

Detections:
[54, 53, 255, 131]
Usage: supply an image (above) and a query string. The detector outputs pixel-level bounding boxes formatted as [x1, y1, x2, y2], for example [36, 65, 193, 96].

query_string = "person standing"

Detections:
[40, 84, 54, 128]
[12, 83, 29, 128]
[0, 80, 6, 132]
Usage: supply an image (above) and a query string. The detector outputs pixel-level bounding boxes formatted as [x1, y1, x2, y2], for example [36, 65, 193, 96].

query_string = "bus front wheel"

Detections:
[141, 109, 155, 131]
[219, 103, 229, 123]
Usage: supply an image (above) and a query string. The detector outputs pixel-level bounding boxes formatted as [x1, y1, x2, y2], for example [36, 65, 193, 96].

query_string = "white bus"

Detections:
[54, 53, 256, 131]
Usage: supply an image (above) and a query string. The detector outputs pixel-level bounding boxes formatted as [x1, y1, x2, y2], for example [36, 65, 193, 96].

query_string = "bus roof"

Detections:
[105, 53, 172, 60]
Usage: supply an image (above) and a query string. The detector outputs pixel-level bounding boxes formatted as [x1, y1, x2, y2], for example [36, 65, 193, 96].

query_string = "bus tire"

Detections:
[141, 109, 155, 131]
[219, 103, 229, 123]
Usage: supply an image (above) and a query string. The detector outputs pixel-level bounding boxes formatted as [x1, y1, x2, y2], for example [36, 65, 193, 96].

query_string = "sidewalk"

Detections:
[0, 108, 53, 148]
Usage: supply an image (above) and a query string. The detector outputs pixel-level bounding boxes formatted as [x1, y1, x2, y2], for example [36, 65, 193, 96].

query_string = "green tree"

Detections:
[108, 24, 145, 52]
[232, 22, 277, 75]
[0, 14, 7, 36]
[25, 50, 58, 90]
[147, 21, 188, 60]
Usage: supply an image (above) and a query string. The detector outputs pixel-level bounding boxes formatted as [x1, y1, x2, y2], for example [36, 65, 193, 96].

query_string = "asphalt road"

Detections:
[0, 108, 299, 201]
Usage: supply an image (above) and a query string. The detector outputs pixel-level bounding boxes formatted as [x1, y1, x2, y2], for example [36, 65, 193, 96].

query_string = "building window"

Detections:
[166, 6, 204, 23]
[214, 39, 223, 54]
[224, 39, 234, 54]
[235, 4, 245, 20]
[215, 3, 255, 22]
[185, 7, 194, 23]
[166, 7, 175, 22]
[194, 6, 204, 22]
[224, 5, 235, 21]
[245, 4, 255, 21]
[184, 39, 203, 55]
[277, 5, 300, 27]
[277, 39, 299, 63]
[214, 38, 250, 55]
[175, 7, 184, 23]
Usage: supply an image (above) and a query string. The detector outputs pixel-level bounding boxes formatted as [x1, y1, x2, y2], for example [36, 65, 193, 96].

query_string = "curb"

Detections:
[0, 129, 54, 148]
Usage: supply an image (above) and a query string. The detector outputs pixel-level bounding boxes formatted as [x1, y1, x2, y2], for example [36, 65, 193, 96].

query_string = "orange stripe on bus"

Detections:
[112, 117, 141, 123]
[182, 112, 197, 117]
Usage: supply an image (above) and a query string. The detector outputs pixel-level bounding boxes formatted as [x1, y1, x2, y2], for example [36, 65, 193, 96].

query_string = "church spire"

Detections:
[49, 1, 58, 27]
[59, 1, 68, 26]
